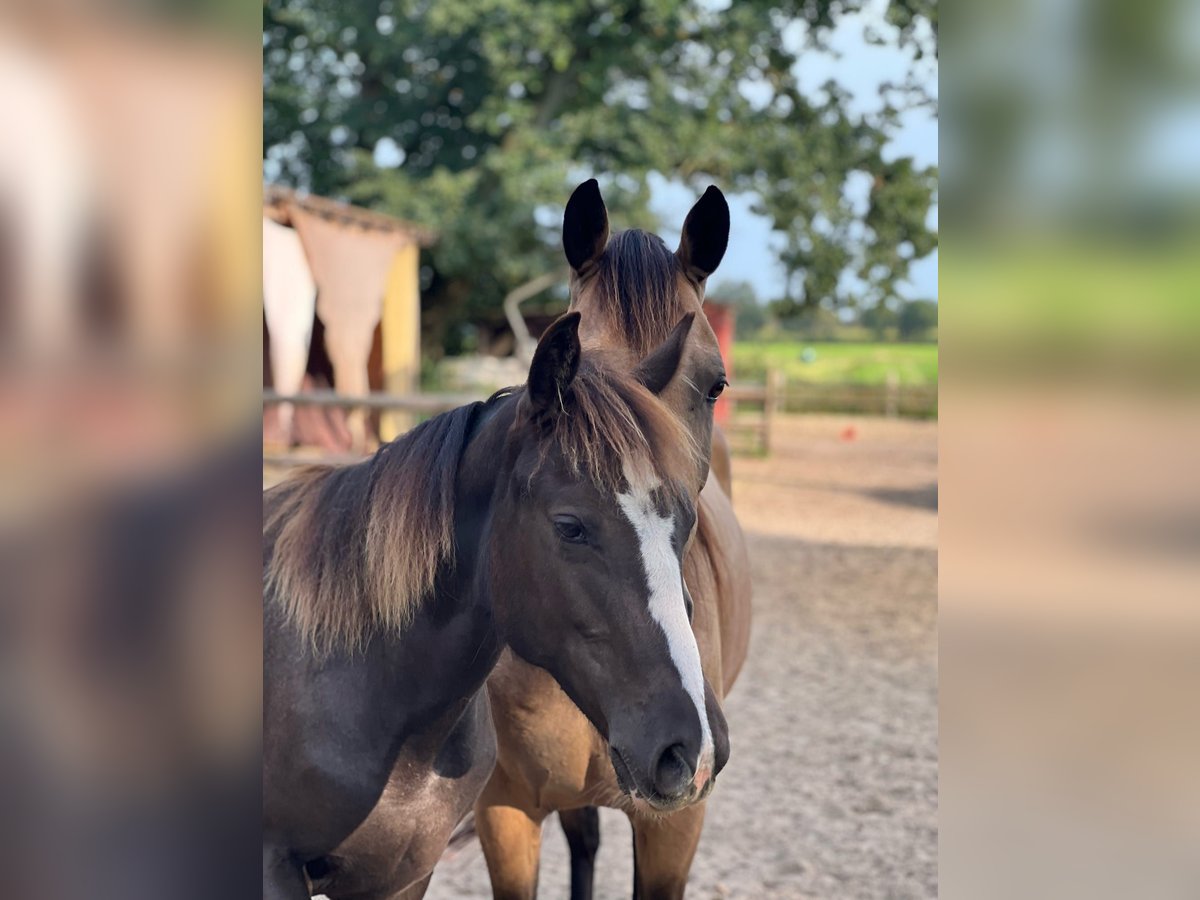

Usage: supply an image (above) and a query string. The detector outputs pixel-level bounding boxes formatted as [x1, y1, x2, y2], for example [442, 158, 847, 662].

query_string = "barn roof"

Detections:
[264, 184, 437, 247]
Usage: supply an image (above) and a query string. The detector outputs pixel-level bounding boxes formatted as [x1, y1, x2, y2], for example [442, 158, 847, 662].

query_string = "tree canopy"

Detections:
[861, 301, 899, 339]
[710, 278, 768, 335]
[898, 298, 937, 340]
[264, 0, 938, 352]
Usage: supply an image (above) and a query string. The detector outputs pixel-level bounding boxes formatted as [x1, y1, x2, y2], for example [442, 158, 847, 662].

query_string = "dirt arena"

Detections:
[426, 414, 939, 899]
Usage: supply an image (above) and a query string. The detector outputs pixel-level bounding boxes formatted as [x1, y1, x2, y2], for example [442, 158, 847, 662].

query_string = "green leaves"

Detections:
[264, 0, 938, 348]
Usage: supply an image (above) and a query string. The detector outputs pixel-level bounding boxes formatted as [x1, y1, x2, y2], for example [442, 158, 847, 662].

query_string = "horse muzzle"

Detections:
[608, 744, 716, 815]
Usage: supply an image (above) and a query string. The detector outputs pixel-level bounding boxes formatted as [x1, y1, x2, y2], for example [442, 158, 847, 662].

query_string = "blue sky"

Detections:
[650, 0, 938, 303]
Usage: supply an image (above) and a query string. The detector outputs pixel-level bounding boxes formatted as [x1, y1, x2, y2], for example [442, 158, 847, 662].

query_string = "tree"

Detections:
[861, 302, 899, 339]
[264, 0, 938, 352]
[778, 303, 842, 341]
[709, 279, 767, 335]
[708, 279, 758, 308]
[898, 299, 938, 341]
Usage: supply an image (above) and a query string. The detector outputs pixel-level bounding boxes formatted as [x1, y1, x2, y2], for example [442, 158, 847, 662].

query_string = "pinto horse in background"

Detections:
[263, 313, 731, 899]
[475, 181, 753, 899]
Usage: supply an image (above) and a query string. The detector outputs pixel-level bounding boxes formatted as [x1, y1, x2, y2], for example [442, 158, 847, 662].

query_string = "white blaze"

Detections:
[617, 463, 714, 788]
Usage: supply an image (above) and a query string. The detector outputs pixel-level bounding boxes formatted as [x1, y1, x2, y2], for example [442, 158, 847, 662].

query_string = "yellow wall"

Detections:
[380, 242, 421, 440]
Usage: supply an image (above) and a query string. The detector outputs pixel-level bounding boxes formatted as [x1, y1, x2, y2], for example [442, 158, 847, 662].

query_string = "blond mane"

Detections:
[264, 400, 481, 657]
[532, 352, 702, 498]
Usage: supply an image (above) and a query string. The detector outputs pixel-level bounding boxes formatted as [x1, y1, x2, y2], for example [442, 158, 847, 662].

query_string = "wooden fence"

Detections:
[264, 372, 933, 468]
[779, 380, 937, 418]
[262, 388, 475, 468]
[731, 374, 937, 420]
[723, 377, 779, 455]
[265, 384, 780, 463]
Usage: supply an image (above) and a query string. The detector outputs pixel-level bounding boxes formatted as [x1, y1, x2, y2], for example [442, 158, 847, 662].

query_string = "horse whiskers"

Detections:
[575, 783, 607, 810]
[564, 774, 631, 817]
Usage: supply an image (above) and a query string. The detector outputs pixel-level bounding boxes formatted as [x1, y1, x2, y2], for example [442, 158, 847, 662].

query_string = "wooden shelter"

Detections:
[262, 186, 435, 448]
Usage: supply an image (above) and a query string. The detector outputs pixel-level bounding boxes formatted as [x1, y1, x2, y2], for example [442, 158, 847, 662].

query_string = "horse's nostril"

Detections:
[652, 742, 694, 799]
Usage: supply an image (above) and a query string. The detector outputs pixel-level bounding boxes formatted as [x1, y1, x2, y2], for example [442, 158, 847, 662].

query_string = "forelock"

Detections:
[525, 353, 700, 499]
[584, 229, 691, 358]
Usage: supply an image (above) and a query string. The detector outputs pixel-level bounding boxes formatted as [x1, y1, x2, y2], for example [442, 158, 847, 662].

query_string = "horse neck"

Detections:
[363, 397, 517, 733]
[441, 393, 519, 619]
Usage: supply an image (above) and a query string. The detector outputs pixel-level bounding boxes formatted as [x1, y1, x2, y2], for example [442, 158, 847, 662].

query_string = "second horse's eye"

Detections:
[706, 378, 728, 403]
[553, 515, 587, 544]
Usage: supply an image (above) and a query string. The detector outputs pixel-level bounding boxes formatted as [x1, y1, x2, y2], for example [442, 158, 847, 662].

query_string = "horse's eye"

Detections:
[553, 515, 587, 544]
[706, 378, 728, 404]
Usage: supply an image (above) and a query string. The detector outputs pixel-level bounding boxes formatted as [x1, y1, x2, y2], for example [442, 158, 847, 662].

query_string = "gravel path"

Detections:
[427, 415, 938, 899]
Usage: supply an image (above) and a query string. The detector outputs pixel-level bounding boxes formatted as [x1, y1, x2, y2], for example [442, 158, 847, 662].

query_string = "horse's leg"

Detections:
[475, 771, 544, 900]
[629, 803, 707, 900]
[558, 806, 601, 900]
[476, 804, 543, 899]
[263, 844, 309, 900]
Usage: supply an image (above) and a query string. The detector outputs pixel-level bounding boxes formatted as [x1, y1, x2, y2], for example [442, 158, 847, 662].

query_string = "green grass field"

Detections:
[732, 341, 938, 386]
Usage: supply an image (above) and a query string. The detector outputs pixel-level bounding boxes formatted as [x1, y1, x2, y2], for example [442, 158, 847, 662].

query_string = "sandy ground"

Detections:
[425, 414, 939, 899]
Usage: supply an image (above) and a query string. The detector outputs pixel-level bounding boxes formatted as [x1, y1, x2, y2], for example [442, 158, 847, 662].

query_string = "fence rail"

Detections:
[264, 389, 485, 470]
[263, 388, 478, 414]
[722, 376, 780, 455]
[731, 377, 937, 419]
[263, 373, 934, 469]
[263, 385, 780, 461]
[785, 383, 937, 418]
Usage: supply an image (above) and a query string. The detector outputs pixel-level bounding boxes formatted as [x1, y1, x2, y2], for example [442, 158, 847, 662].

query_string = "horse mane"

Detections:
[264, 401, 482, 657]
[532, 352, 702, 499]
[585, 230, 692, 358]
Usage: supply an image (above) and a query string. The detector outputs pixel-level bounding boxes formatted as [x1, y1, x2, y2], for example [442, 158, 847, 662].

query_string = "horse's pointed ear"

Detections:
[676, 185, 729, 283]
[527, 311, 583, 417]
[635, 313, 695, 395]
[563, 179, 609, 274]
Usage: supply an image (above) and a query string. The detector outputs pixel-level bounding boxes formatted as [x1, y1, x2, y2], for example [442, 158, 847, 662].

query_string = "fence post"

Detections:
[885, 371, 899, 418]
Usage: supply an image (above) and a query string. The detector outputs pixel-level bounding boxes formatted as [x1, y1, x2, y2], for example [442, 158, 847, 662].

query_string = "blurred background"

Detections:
[261, 0, 939, 463]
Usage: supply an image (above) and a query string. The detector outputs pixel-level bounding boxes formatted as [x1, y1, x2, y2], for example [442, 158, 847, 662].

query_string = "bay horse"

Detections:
[263, 311, 731, 899]
[474, 181, 753, 899]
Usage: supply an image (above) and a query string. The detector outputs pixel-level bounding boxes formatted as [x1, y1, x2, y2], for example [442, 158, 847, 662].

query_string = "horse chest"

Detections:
[263, 609, 498, 859]
[488, 651, 613, 803]
[314, 690, 497, 898]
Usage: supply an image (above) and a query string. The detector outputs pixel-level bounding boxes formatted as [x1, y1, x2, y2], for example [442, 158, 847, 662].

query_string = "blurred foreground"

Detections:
[1, 6, 260, 899]
[942, 0, 1200, 894]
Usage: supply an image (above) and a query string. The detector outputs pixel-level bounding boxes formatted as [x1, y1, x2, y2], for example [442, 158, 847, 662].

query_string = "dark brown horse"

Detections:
[475, 181, 753, 899]
[263, 312, 731, 899]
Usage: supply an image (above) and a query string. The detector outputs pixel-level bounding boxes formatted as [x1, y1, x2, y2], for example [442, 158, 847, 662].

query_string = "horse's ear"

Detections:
[527, 311, 583, 418]
[635, 313, 695, 395]
[563, 179, 609, 274]
[676, 185, 729, 283]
